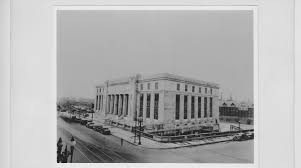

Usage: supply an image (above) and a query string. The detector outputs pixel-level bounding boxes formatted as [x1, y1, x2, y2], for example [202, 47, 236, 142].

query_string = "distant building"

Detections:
[219, 97, 254, 124]
[94, 73, 220, 131]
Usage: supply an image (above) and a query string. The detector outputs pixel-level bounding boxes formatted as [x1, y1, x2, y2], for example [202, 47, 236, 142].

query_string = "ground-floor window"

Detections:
[210, 97, 213, 117]
[175, 95, 180, 120]
[198, 97, 201, 118]
[146, 94, 151, 118]
[204, 97, 207, 117]
[154, 94, 159, 120]
[191, 96, 195, 118]
[184, 95, 188, 119]
[139, 94, 143, 117]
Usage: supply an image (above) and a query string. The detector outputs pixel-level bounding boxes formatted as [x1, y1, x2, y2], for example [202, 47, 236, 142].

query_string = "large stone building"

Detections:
[94, 73, 220, 131]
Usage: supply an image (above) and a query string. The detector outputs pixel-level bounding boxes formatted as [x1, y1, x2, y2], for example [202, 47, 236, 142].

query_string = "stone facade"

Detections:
[94, 73, 220, 130]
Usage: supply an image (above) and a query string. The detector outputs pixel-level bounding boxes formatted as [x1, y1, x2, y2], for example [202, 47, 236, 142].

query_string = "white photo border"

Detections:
[54, 5, 258, 168]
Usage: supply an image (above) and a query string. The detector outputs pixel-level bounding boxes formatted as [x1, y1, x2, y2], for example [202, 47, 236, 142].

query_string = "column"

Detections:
[143, 93, 147, 121]
[101, 95, 103, 112]
[158, 93, 164, 122]
[136, 93, 141, 118]
[114, 95, 118, 115]
[150, 93, 155, 122]
[106, 95, 111, 114]
[99, 95, 102, 111]
[180, 94, 184, 121]
[194, 96, 198, 121]
[187, 95, 191, 120]
[110, 95, 114, 114]
[122, 94, 127, 117]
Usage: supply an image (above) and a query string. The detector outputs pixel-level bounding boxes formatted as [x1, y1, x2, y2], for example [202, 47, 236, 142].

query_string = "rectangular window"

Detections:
[199, 87, 201, 93]
[155, 82, 159, 90]
[120, 95, 123, 115]
[154, 94, 159, 120]
[125, 95, 129, 116]
[146, 94, 151, 118]
[205, 88, 207, 94]
[185, 85, 188, 92]
[192, 86, 195, 92]
[204, 97, 207, 117]
[175, 95, 180, 120]
[191, 96, 195, 118]
[139, 94, 143, 117]
[112, 96, 115, 113]
[210, 97, 213, 117]
[184, 95, 188, 119]
[140, 84, 143, 90]
[177, 84, 180, 91]
[210, 88, 213, 95]
[198, 97, 202, 118]
[147, 83, 151, 90]
[116, 95, 119, 114]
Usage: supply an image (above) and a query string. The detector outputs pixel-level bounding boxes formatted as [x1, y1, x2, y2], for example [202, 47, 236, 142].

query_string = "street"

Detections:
[57, 116, 254, 163]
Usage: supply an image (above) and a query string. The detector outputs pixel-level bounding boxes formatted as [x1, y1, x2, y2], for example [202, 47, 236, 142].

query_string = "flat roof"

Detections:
[96, 73, 219, 88]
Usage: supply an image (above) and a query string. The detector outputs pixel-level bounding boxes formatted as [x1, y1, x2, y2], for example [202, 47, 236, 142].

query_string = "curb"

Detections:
[110, 132, 235, 149]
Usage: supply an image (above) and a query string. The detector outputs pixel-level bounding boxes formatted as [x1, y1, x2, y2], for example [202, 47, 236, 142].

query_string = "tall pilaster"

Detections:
[180, 94, 184, 121]
[143, 93, 147, 121]
[150, 93, 155, 122]
[187, 95, 191, 120]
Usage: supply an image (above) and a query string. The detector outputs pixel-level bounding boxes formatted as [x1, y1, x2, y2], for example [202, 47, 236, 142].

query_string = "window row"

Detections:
[140, 82, 159, 90]
[139, 93, 159, 120]
[97, 88, 104, 93]
[175, 95, 213, 120]
[176, 83, 213, 94]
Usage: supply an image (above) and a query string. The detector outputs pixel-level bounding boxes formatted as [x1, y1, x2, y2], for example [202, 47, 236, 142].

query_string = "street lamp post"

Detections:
[70, 137, 76, 163]
[138, 117, 143, 145]
[134, 116, 137, 143]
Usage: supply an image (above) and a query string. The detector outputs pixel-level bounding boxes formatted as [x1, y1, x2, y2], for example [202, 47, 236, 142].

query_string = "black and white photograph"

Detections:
[56, 7, 256, 163]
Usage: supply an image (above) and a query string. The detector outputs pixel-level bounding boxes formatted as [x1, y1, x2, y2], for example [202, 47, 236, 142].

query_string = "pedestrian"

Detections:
[57, 138, 63, 163]
[61, 145, 70, 163]
[121, 138, 123, 146]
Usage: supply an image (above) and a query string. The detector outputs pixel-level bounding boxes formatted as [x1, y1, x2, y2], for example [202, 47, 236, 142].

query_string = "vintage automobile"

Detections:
[232, 133, 245, 141]
[99, 127, 111, 135]
[71, 116, 82, 123]
[86, 122, 96, 129]
[92, 125, 103, 131]
[80, 119, 92, 125]
[94, 126, 111, 135]
[245, 131, 254, 139]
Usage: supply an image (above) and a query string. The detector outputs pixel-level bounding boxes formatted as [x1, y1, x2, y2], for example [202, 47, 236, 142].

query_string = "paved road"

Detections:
[57, 116, 254, 163]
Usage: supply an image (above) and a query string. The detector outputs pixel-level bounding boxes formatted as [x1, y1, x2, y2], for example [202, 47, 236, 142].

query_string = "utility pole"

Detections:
[138, 117, 142, 145]
[134, 116, 137, 143]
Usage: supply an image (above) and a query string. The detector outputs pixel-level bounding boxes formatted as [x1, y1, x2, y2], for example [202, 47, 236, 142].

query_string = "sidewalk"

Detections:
[108, 126, 234, 149]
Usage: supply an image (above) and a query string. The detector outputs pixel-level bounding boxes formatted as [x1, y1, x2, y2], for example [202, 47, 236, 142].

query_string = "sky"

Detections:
[57, 10, 254, 102]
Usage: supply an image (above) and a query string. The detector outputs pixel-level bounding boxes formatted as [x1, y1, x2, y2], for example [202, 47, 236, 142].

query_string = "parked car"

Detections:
[97, 127, 111, 135]
[86, 122, 95, 129]
[233, 132, 252, 141]
[80, 119, 92, 125]
[92, 125, 103, 131]
[232, 133, 244, 141]
[245, 131, 254, 139]
[71, 116, 81, 123]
